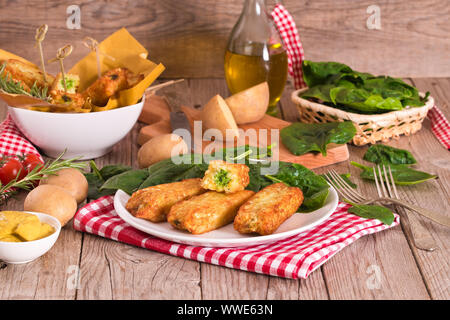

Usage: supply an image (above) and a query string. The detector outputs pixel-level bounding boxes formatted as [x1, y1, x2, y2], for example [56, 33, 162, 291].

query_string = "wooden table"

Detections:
[0, 78, 448, 300]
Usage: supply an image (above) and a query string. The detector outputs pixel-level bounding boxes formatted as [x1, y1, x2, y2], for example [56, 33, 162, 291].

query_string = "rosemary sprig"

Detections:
[0, 152, 87, 205]
[0, 62, 50, 101]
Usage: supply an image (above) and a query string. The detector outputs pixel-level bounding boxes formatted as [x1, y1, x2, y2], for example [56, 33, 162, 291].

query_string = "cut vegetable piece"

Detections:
[201, 94, 239, 141]
[225, 82, 269, 124]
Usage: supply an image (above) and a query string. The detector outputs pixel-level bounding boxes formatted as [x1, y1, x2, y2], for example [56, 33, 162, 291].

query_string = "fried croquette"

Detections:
[234, 183, 304, 235]
[201, 160, 250, 193]
[83, 67, 144, 106]
[1, 59, 53, 89]
[167, 190, 255, 234]
[49, 91, 86, 110]
[125, 178, 206, 223]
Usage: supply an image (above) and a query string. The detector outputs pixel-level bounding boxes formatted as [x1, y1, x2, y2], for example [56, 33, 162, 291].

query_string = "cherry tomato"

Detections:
[21, 154, 44, 174]
[0, 157, 26, 185]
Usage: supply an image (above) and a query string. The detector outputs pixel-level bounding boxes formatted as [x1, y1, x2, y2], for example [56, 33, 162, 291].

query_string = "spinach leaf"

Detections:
[363, 144, 417, 165]
[402, 92, 429, 108]
[321, 173, 357, 189]
[340, 173, 357, 188]
[351, 161, 437, 185]
[140, 157, 209, 189]
[281, 121, 356, 156]
[84, 161, 132, 200]
[300, 84, 335, 103]
[99, 164, 132, 180]
[266, 162, 330, 212]
[347, 204, 394, 225]
[100, 169, 150, 195]
[329, 87, 403, 113]
[302, 60, 353, 87]
[85, 172, 116, 200]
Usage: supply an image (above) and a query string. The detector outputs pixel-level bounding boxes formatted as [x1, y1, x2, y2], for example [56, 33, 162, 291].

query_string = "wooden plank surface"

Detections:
[0, 0, 448, 78]
[399, 78, 450, 300]
[0, 77, 449, 300]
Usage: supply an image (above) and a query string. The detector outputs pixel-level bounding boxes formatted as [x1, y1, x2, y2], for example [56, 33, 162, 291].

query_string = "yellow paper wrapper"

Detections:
[0, 28, 165, 112]
[69, 28, 165, 111]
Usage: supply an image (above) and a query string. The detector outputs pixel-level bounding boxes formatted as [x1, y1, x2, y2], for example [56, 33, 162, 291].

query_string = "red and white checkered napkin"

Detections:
[271, 4, 450, 150]
[73, 195, 399, 279]
[427, 106, 450, 150]
[271, 4, 306, 89]
[0, 114, 43, 161]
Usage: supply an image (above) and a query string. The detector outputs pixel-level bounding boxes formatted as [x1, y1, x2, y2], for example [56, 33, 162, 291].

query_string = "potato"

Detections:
[138, 133, 188, 168]
[24, 185, 77, 227]
[201, 94, 239, 141]
[40, 168, 88, 204]
[225, 82, 269, 124]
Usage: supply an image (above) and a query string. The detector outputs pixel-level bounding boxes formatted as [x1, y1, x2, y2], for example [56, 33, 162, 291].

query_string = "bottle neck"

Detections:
[227, 0, 284, 54]
[242, 0, 268, 18]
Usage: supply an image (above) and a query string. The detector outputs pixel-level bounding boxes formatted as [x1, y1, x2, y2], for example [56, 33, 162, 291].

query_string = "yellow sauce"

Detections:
[0, 211, 54, 242]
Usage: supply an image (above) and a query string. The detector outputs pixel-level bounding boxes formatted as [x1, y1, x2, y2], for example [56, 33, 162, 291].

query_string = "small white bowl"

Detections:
[8, 96, 145, 160]
[0, 212, 61, 264]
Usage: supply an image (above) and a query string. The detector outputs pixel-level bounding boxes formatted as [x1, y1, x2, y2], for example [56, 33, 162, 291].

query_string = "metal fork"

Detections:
[372, 165, 437, 251]
[324, 169, 449, 249]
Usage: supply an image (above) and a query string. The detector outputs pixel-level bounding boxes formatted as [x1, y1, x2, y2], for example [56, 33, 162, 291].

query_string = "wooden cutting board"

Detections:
[137, 94, 349, 169]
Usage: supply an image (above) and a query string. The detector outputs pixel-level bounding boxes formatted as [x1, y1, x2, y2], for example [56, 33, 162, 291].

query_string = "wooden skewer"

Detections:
[35, 24, 48, 83]
[82, 37, 116, 78]
[48, 44, 73, 93]
[145, 79, 185, 94]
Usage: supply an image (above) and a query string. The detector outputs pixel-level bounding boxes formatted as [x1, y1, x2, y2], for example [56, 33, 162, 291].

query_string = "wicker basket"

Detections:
[291, 88, 434, 146]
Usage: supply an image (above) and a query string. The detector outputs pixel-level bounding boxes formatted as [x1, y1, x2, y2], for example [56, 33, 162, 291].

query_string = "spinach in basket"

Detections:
[300, 60, 429, 114]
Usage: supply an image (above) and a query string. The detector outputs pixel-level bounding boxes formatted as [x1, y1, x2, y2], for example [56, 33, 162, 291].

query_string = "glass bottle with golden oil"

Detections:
[225, 0, 288, 116]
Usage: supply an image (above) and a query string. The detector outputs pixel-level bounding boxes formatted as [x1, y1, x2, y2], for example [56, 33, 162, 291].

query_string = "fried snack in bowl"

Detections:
[201, 160, 250, 193]
[234, 183, 304, 236]
[1, 58, 54, 90]
[83, 67, 143, 107]
[126, 178, 206, 223]
[8, 95, 145, 159]
[167, 190, 255, 235]
[1, 28, 165, 159]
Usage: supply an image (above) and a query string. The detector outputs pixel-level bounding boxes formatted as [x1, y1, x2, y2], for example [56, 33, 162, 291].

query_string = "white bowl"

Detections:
[0, 212, 61, 264]
[8, 96, 145, 160]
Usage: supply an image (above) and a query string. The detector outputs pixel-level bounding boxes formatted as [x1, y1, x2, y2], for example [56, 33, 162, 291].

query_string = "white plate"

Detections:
[113, 187, 338, 248]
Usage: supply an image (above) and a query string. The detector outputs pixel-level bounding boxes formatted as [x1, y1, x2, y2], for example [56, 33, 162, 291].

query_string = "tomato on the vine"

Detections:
[21, 154, 44, 174]
[0, 157, 26, 185]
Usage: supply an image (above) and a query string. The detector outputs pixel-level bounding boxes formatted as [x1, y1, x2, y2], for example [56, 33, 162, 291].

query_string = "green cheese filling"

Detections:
[214, 169, 231, 188]
[60, 78, 75, 90]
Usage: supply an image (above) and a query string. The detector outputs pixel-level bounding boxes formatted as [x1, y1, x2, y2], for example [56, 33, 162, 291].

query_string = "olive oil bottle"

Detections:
[225, 0, 288, 116]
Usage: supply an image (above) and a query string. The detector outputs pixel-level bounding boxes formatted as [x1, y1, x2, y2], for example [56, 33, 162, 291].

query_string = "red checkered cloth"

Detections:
[427, 106, 450, 150]
[73, 195, 399, 279]
[0, 114, 43, 161]
[271, 5, 450, 150]
[271, 4, 306, 89]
